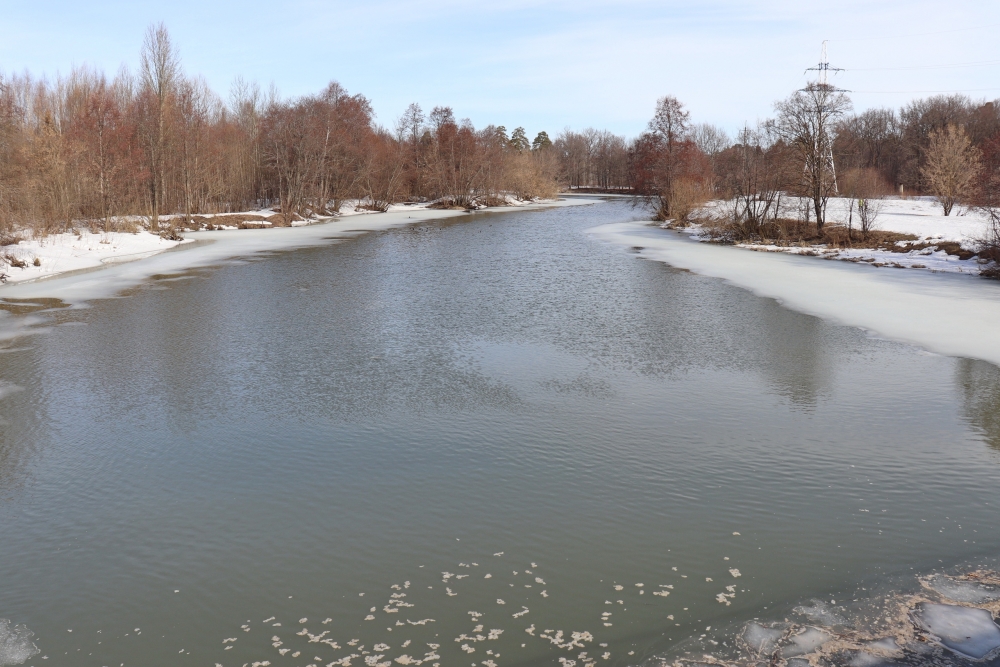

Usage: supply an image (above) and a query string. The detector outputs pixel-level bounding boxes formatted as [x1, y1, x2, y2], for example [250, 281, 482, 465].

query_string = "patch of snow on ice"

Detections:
[912, 603, 1000, 660]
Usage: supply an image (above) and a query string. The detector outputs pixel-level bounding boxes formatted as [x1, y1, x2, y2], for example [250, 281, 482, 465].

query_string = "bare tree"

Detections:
[717, 123, 787, 238]
[139, 22, 181, 230]
[842, 168, 887, 239]
[775, 83, 852, 230]
[921, 124, 980, 215]
[690, 123, 731, 158]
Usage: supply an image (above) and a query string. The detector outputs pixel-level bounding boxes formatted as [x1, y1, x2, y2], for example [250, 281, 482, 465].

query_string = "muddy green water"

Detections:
[1, 200, 1000, 667]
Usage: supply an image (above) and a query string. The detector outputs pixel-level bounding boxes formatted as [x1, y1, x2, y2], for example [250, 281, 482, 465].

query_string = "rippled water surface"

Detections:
[2, 200, 1000, 667]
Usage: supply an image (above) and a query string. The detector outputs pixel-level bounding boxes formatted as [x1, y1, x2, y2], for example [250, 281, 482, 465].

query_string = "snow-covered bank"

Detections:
[0, 199, 560, 287]
[0, 198, 590, 314]
[0, 230, 189, 285]
[688, 197, 993, 276]
[588, 221, 1000, 367]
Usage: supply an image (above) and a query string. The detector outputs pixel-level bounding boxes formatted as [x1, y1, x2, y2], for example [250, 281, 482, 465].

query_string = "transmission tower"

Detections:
[802, 41, 848, 196]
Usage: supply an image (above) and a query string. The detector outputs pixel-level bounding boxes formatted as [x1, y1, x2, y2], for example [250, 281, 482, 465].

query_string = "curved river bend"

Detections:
[1, 200, 1000, 666]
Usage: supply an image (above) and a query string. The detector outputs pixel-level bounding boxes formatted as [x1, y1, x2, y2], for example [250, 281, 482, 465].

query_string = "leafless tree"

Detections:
[717, 123, 787, 238]
[139, 22, 181, 230]
[841, 168, 887, 239]
[775, 83, 852, 230]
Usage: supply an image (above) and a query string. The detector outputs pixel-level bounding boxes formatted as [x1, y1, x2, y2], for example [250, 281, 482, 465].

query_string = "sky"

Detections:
[1, 0, 998, 139]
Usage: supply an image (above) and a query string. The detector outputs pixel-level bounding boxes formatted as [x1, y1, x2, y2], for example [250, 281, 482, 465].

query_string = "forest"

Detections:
[2, 23, 1000, 248]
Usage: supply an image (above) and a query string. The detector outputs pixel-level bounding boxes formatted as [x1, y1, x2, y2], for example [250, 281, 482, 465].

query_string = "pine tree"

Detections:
[510, 127, 530, 153]
[532, 131, 552, 151]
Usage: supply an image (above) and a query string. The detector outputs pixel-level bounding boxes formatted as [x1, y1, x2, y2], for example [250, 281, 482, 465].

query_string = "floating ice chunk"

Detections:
[0, 619, 40, 665]
[741, 622, 784, 655]
[913, 603, 1000, 660]
[926, 575, 1000, 604]
[793, 600, 848, 626]
[847, 638, 901, 667]
[729, 569, 741, 578]
[866, 638, 899, 653]
[781, 627, 832, 657]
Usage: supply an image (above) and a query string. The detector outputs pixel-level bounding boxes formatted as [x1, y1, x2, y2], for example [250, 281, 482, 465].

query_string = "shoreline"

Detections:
[0, 198, 593, 299]
[588, 219, 1000, 368]
[0, 198, 597, 342]
[677, 196, 993, 277]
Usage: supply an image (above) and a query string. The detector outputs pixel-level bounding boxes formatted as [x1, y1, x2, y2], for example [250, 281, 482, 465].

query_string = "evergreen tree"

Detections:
[532, 131, 552, 151]
[510, 127, 530, 152]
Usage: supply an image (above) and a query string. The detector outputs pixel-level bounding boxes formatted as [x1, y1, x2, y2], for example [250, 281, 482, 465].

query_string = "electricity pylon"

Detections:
[802, 40, 848, 195]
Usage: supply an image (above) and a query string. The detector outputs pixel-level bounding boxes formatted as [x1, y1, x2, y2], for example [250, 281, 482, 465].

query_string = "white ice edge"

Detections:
[0, 199, 593, 340]
[588, 221, 1000, 368]
[3, 199, 592, 303]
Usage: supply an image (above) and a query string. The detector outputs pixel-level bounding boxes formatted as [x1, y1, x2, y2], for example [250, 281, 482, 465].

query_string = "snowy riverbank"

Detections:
[0, 199, 587, 321]
[0, 199, 567, 291]
[589, 219, 1000, 368]
[685, 197, 992, 276]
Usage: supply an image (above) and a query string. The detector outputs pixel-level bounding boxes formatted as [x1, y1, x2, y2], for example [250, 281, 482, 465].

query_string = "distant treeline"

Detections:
[0, 25, 563, 233]
[4, 23, 1000, 239]
[562, 94, 1000, 220]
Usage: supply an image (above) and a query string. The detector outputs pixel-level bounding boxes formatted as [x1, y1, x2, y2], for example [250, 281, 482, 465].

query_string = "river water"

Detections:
[1, 199, 1000, 667]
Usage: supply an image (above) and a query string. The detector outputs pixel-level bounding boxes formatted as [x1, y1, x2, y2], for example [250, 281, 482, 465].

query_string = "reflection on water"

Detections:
[758, 300, 830, 408]
[957, 358, 1000, 451]
[0, 200, 999, 667]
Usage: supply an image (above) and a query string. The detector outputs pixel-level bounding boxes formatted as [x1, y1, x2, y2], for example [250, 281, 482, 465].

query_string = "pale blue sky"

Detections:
[2, 0, 998, 138]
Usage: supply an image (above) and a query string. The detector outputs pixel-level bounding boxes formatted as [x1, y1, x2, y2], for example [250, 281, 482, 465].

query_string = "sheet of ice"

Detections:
[588, 222, 1000, 368]
[926, 575, 1000, 605]
[912, 603, 1000, 660]
[0, 619, 39, 666]
[781, 627, 832, 658]
[741, 622, 784, 655]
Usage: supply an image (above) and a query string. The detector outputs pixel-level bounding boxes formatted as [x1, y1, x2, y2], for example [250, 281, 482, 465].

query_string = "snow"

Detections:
[824, 196, 987, 243]
[1, 230, 188, 285]
[588, 221, 1000, 368]
[689, 196, 993, 276]
[912, 603, 1000, 660]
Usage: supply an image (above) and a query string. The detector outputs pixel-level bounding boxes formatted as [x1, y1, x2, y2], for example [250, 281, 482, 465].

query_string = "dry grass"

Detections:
[703, 217, 920, 249]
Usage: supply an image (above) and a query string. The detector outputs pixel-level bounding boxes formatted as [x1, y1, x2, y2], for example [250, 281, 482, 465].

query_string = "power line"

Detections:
[828, 22, 1000, 43]
[846, 59, 1000, 72]
[852, 87, 1000, 94]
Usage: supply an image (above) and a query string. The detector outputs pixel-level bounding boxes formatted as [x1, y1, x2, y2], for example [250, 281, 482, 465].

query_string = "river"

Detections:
[1, 199, 1000, 667]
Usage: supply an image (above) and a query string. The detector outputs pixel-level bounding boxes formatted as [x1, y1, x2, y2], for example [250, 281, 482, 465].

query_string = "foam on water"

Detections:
[0, 619, 39, 666]
[647, 571, 1000, 667]
[588, 222, 1000, 368]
